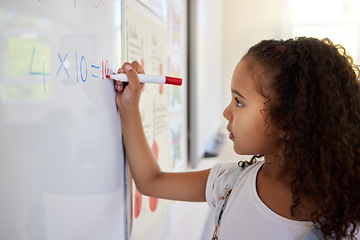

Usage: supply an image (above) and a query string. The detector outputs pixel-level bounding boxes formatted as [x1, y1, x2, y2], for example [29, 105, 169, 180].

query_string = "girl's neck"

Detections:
[256, 159, 316, 221]
[258, 155, 318, 221]
[261, 155, 290, 182]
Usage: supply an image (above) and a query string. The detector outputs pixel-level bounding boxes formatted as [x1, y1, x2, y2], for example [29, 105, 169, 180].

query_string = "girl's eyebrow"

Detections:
[231, 89, 247, 100]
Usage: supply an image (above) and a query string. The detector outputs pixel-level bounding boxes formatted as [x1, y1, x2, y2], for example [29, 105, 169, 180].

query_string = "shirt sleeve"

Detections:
[205, 161, 240, 209]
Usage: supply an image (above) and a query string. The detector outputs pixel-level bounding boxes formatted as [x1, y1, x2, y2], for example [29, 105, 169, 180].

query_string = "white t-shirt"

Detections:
[206, 161, 316, 239]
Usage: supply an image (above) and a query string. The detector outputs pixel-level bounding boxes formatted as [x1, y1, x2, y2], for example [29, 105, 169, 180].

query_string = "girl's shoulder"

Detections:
[208, 160, 263, 183]
[206, 160, 263, 208]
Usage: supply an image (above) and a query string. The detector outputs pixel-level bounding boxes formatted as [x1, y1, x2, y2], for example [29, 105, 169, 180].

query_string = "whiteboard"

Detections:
[0, 1, 128, 240]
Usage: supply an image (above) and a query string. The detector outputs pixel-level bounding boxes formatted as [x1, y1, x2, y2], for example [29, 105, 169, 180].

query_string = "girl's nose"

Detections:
[223, 104, 231, 121]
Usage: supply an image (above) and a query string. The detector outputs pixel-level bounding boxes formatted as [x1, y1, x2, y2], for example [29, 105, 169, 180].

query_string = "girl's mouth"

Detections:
[229, 132, 234, 140]
[226, 126, 234, 140]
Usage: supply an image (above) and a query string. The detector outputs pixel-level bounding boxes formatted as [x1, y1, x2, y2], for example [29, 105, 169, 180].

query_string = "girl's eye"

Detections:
[235, 98, 244, 107]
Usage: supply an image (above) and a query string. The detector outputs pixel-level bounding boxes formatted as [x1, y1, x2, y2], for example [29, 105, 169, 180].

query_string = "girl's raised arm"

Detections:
[114, 61, 210, 202]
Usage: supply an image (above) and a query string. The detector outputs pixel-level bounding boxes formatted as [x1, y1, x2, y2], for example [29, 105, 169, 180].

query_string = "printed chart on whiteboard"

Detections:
[125, 1, 187, 238]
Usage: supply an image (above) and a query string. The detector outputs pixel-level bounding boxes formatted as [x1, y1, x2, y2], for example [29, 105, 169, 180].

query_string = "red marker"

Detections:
[106, 73, 182, 86]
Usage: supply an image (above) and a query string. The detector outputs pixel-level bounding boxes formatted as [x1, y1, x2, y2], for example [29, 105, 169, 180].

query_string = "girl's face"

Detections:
[223, 60, 278, 156]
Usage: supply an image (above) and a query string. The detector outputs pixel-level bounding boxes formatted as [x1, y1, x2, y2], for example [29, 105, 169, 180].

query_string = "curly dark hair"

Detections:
[242, 37, 360, 239]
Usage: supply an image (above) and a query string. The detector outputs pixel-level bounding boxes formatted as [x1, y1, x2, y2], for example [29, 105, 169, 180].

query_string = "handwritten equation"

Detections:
[37, 0, 108, 12]
[30, 46, 110, 91]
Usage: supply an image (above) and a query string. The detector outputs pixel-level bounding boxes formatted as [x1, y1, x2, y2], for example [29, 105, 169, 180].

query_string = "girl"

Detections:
[114, 37, 360, 239]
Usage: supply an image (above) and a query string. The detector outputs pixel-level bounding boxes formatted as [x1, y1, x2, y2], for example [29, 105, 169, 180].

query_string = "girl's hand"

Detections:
[114, 61, 145, 113]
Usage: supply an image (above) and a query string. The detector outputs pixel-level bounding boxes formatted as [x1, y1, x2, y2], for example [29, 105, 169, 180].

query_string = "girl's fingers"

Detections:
[123, 64, 141, 87]
[130, 61, 145, 74]
[129, 61, 145, 89]
[119, 61, 144, 74]
[117, 68, 125, 74]
[118, 61, 131, 74]
[114, 61, 144, 92]
[114, 81, 124, 91]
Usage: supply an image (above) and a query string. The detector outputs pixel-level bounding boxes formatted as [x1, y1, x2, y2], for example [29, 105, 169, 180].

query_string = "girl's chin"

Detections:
[233, 144, 254, 156]
[233, 145, 243, 155]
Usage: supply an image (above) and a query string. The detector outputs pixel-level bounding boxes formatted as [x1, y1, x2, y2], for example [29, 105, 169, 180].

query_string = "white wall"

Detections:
[222, 0, 292, 111]
[189, 0, 224, 167]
